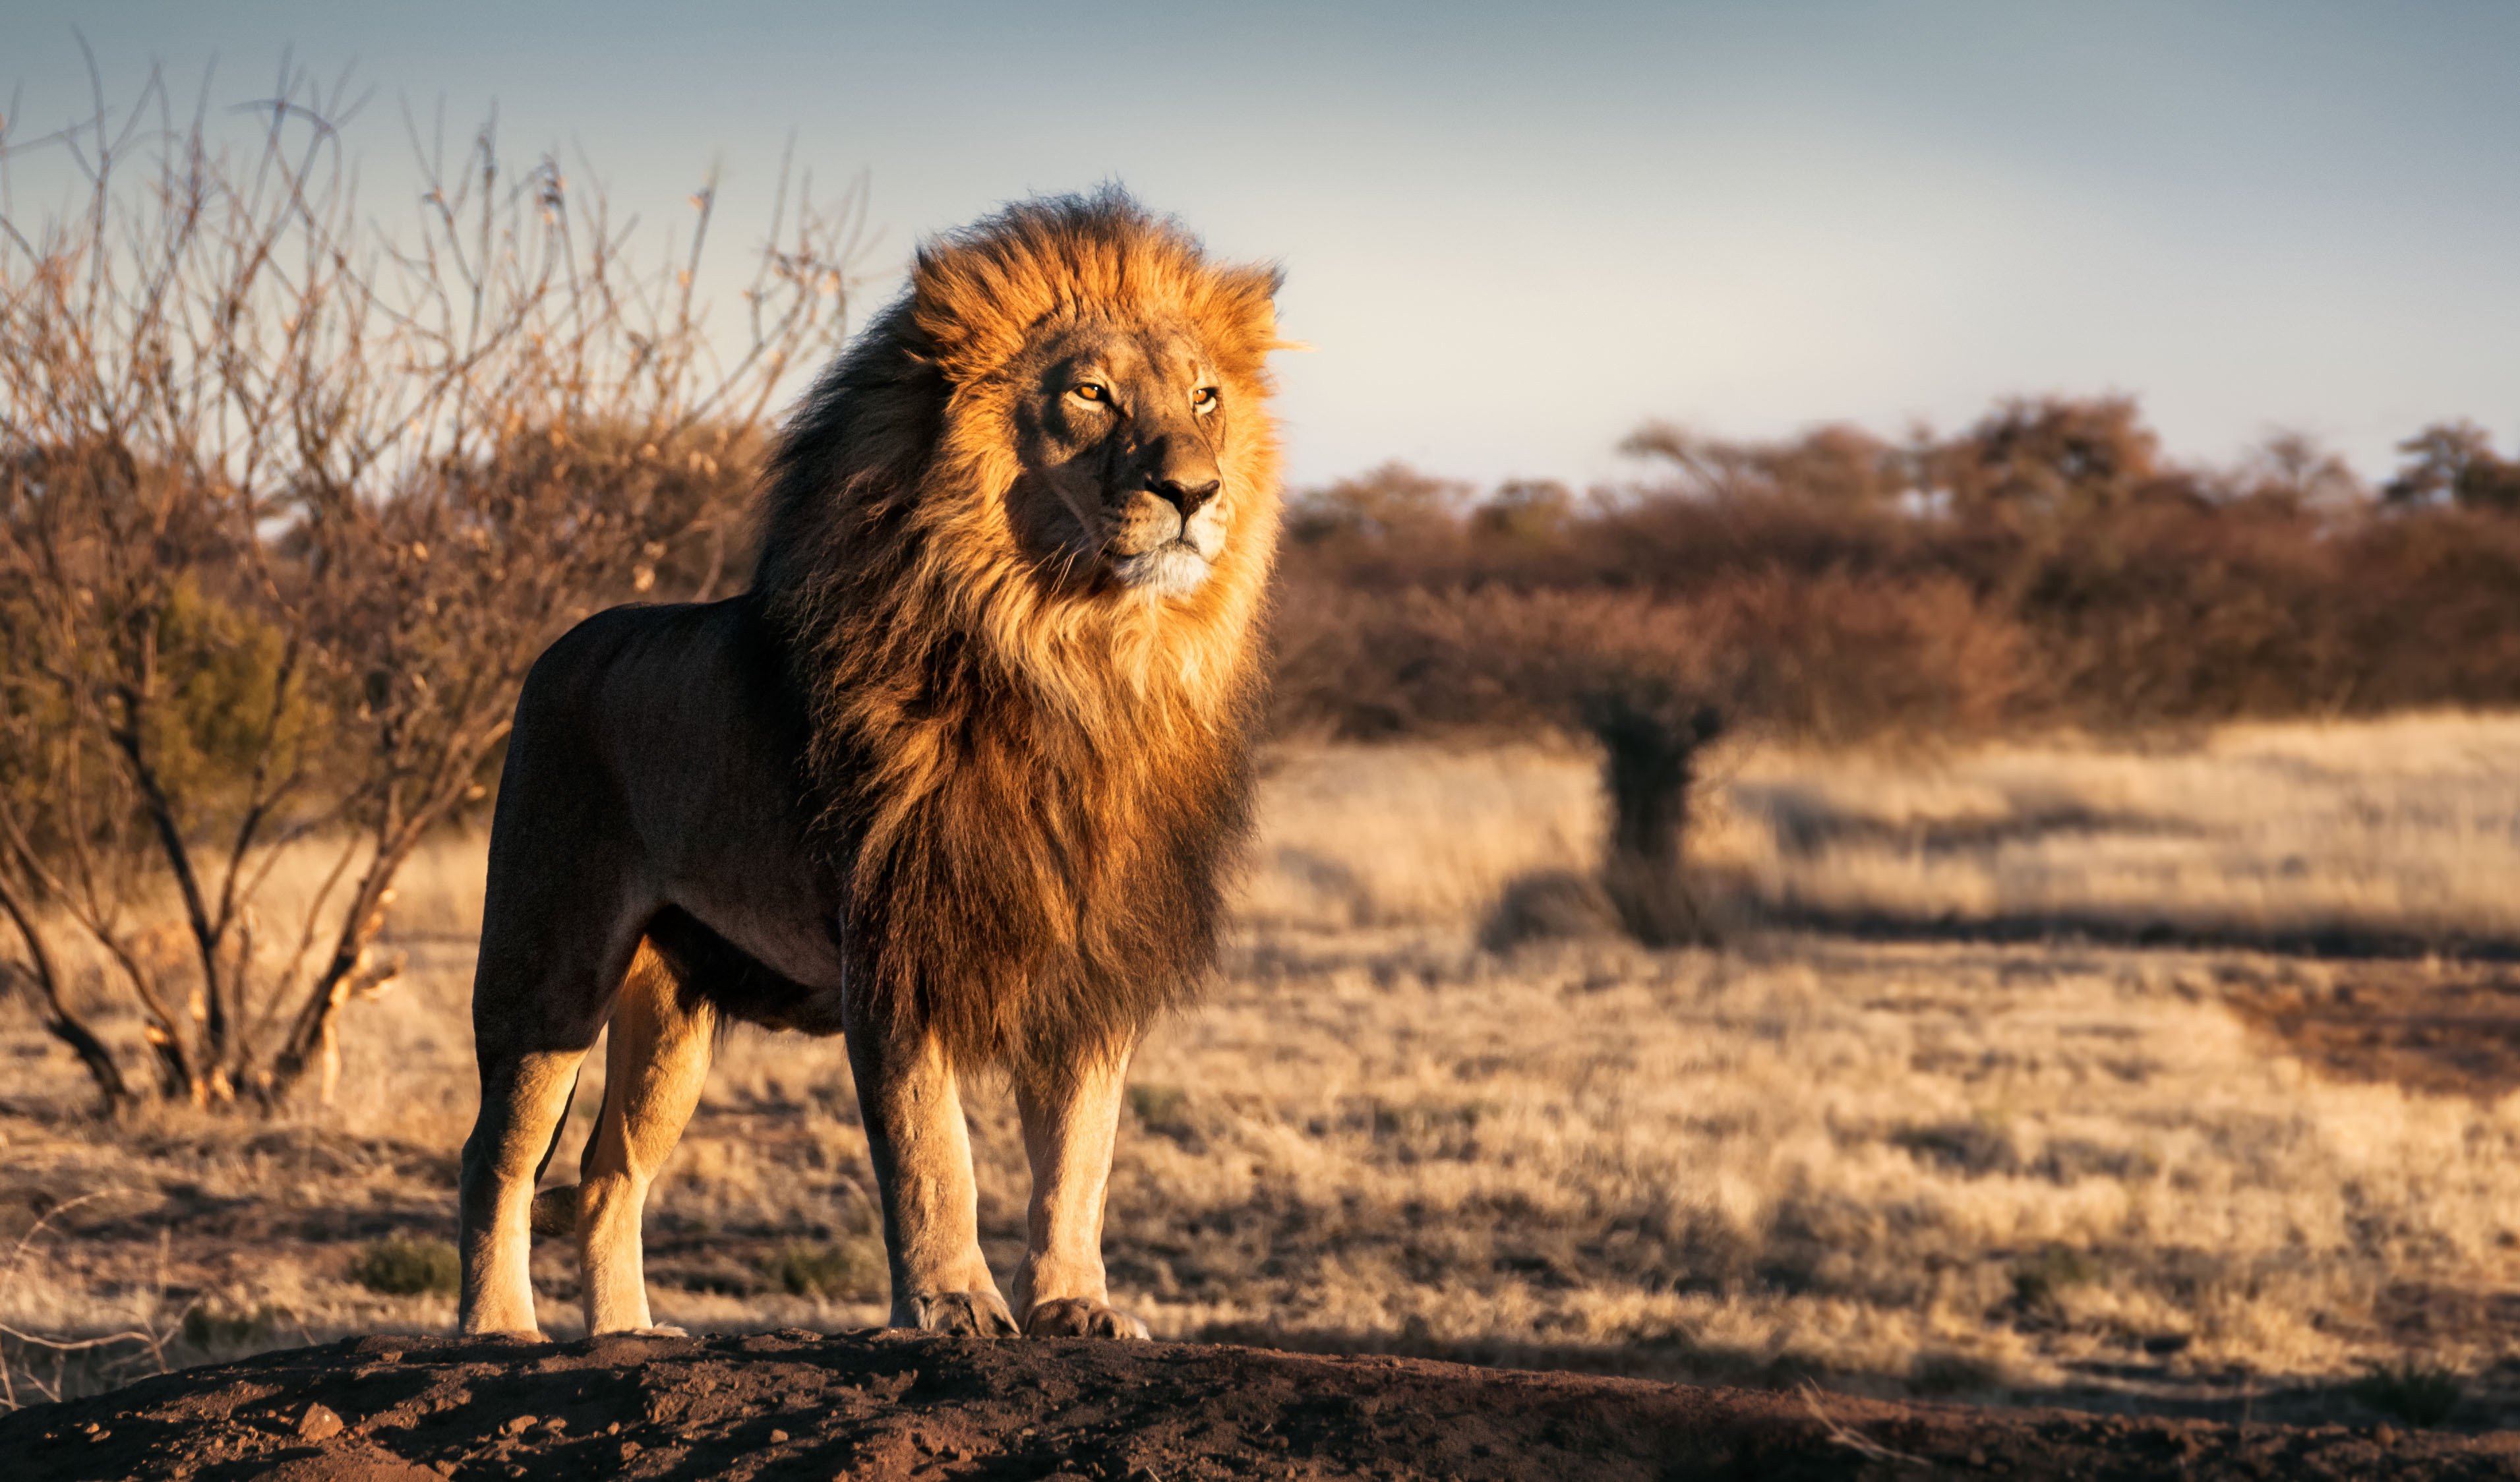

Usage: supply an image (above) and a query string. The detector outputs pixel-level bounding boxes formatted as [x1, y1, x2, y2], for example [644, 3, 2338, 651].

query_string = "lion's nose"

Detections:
[1154, 477, 1220, 521]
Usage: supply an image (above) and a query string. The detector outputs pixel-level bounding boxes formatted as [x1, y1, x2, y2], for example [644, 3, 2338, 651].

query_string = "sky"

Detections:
[3, 1, 2515, 490]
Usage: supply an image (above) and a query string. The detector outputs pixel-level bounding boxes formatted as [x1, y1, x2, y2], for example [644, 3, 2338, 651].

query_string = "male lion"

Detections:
[456, 192, 1286, 1339]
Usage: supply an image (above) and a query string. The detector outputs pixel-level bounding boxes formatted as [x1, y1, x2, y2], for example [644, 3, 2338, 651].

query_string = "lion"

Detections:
[455, 191, 1286, 1340]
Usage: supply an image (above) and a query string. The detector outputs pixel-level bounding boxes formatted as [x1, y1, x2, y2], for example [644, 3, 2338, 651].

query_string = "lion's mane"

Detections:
[750, 191, 1284, 1070]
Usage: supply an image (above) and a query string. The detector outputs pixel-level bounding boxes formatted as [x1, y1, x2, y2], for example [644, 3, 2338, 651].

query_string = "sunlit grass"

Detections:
[7, 711, 2520, 1418]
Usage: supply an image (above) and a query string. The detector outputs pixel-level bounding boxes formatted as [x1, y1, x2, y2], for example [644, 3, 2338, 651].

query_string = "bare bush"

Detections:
[0, 64, 862, 1109]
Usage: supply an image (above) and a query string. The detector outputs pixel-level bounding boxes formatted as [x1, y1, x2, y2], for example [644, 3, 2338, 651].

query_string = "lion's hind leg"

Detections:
[458, 1045, 592, 1335]
[575, 939, 716, 1336]
[457, 823, 653, 1337]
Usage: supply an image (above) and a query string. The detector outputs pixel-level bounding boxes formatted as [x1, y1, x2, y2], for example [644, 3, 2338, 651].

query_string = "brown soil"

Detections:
[7, 1330, 2518, 1481]
[2224, 961, 2520, 1101]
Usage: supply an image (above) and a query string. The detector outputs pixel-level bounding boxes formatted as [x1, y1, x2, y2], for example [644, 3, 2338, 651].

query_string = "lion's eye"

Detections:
[1191, 386, 1218, 413]
[1071, 382, 1108, 403]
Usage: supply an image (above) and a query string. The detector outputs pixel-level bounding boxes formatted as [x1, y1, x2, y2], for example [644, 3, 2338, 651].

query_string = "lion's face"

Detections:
[1009, 318, 1240, 599]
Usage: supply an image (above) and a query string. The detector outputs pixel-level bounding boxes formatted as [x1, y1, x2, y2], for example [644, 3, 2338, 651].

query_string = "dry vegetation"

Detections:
[1272, 406, 2520, 745]
[0, 67, 858, 1115]
[9, 714, 2520, 1430]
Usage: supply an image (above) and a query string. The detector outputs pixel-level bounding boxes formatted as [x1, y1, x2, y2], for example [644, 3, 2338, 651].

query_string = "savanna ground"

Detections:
[9, 711, 2520, 1445]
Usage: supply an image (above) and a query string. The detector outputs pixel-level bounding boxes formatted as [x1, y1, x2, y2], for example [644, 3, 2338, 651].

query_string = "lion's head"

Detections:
[897, 191, 1284, 613]
[1005, 316, 1236, 598]
[758, 189, 1286, 630]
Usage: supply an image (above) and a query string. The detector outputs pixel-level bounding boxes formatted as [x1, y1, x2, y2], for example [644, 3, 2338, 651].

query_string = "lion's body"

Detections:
[484, 597, 842, 1022]
[457, 193, 1287, 1340]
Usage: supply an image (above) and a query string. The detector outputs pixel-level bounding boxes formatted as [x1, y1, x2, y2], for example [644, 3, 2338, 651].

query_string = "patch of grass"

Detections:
[2008, 1247, 2099, 1315]
[181, 1301, 287, 1348]
[1369, 1098, 1493, 1162]
[1893, 1119, 2018, 1177]
[765, 1238, 885, 1301]
[1370, 1098, 1488, 1139]
[2352, 1359, 2464, 1428]
[348, 1235, 460, 1297]
[13, 726, 2520, 1411]
[1909, 1351, 2002, 1396]
[1127, 1083, 1193, 1138]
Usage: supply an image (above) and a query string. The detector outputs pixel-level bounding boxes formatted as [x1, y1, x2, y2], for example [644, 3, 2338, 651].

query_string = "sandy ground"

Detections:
[11, 1329, 2520, 1482]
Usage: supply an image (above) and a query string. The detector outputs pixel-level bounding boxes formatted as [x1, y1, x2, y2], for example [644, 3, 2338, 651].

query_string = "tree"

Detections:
[0, 64, 863, 1109]
[1469, 479, 1576, 546]
[2225, 431, 2366, 513]
[1284, 461, 1471, 548]
[2384, 421, 2520, 514]
[1620, 420, 1915, 509]
[1931, 395, 2166, 521]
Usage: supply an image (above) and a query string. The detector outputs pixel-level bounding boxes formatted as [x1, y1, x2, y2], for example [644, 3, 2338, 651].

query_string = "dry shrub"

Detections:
[2353, 1359, 2466, 1428]
[0, 65, 862, 1112]
[1272, 570, 2024, 745]
[347, 1237, 460, 1298]
[2335, 511, 2520, 711]
[765, 1239, 886, 1301]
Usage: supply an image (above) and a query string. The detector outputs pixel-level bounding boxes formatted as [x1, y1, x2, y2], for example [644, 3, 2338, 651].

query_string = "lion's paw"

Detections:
[901, 1290, 1019, 1336]
[458, 1326, 551, 1343]
[1023, 1297, 1151, 1340]
[585, 1322, 689, 1340]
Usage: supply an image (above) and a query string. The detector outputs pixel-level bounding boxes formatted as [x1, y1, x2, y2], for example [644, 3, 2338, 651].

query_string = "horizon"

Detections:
[2, 0, 2515, 492]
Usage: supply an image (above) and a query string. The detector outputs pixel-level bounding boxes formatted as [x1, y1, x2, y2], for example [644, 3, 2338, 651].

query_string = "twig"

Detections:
[0, 1189, 124, 1312]
[0, 1188, 144, 1413]
[1798, 1381, 1930, 1469]
[0, 1322, 162, 1351]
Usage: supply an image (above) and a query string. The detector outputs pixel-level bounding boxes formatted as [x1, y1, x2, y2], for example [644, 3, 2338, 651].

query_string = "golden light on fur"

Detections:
[756, 189, 1291, 1073]
[456, 190, 1291, 1341]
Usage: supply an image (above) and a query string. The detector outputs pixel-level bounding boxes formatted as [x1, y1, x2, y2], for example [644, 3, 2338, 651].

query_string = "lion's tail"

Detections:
[528, 1185, 581, 1239]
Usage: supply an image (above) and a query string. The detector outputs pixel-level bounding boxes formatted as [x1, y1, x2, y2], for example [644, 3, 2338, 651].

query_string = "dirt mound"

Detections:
[5, 1330, 2515, 1481]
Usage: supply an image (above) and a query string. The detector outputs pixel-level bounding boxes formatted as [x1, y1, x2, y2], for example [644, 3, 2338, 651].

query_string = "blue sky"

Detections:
[4, 1, 2515, 489]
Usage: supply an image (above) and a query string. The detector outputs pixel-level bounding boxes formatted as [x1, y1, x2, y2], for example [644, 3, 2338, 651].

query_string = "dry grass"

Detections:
[1706, 709, 2520, 947]
[9, 713, 2520, 1424]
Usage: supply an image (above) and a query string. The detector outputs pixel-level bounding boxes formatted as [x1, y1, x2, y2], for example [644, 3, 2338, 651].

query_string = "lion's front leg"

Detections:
[847, 1022, 1017, 1335]
[1010, 1048, 1151, 1340]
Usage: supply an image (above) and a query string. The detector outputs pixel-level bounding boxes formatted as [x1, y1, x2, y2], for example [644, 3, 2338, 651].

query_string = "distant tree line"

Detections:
[1271, 396, 2520, 742]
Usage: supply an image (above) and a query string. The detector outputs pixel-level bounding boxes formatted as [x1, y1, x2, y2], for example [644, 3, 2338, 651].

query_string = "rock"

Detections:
[295, 1404, 344, 1442]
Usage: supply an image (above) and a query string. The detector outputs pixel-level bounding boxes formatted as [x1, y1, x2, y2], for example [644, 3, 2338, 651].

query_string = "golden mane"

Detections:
[751, 191, 1286, 1070]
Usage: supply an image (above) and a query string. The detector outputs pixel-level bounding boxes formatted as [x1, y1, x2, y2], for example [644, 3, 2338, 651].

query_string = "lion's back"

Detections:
[488, 595, 824, 926]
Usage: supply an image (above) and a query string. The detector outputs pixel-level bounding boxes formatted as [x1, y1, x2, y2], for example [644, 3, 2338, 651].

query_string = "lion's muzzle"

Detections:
[1110, 481, 1227, 595]
[1156, 474, 1219, 522]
